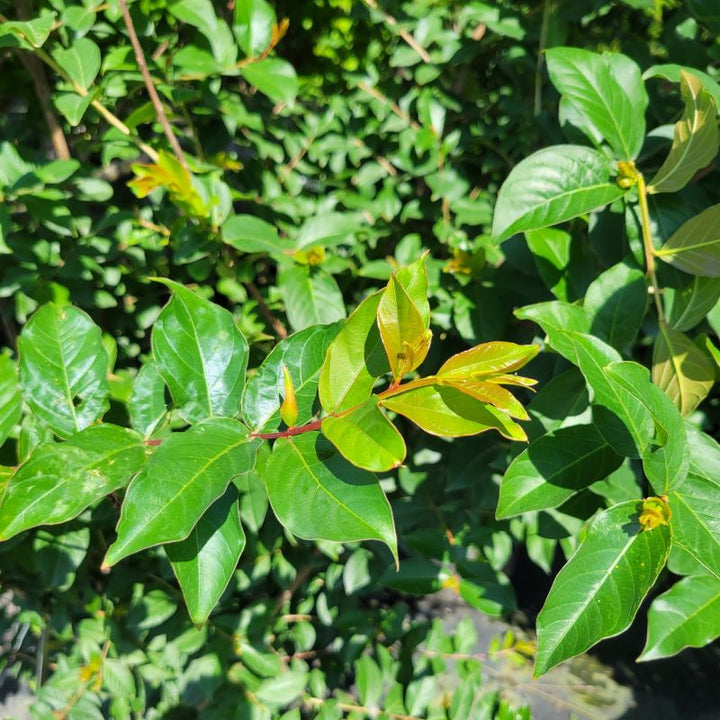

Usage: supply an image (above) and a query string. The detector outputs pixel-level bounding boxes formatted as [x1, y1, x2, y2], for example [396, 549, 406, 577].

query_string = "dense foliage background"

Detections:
[1, 0, 720, 717]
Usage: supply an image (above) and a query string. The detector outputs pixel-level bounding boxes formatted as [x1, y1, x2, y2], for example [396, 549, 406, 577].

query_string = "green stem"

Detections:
[636, 172, 666, 326]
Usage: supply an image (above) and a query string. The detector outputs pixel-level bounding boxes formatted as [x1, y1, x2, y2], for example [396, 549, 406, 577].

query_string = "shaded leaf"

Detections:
[656, 204, 720, 276]
[278, 265, 346, 332]
[497, 425, 623, 518]
[652, 326, 715, 416]
[166, 487, 245, 625]
[0, 354, 22, 447]
[666, 276, 720, 331]
[649, 71, 720, 194]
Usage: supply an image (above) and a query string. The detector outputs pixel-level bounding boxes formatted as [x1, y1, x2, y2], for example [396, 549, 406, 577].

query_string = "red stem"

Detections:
[251, 419, 322, 440]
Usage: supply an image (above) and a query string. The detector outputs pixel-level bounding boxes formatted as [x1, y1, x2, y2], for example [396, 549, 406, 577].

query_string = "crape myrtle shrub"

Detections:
[1, 0, 720, 717]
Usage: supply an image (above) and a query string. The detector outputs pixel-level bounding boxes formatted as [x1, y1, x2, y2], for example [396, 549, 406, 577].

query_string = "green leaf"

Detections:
[666, 276, 720, 331]
[603, 361, 689, 494]
[356, 655, 383, 709]
[380, 384, 527, 441]
[295, 212, 361, 250]
[128, 361, 168, 438]
[322, 397, 406, 472]
[166, 487, 245, 626]
[254, 671, 307, 708]
[649, 72, 720, 194]
[525, 228, 573, 301]
[394, 253, 431, 327]
[53, 37, 101, 91]
[0, 354, 22, 447]
[514, 301, 591, 361]
[377, 275, 431, 381]
[652, 326, 715, 416]
[656, 204, 720, 276]
[104, 418, 258, 566]
[319, 291, 390, 413]
[54, 91, 94, 127]
[168, 0, 218, 32]
[640, 574, 720, 661]
[546, 48, 648, 159]
[234, 0, 275, 56]
[278, 265, 346, 332]
[33, 525, 91, 593]
[535, 501, 670, 676]
[0, 425, 145, 541]
[669, 429, 720, 580]
[263, 433, 397, 561]
[0, 12, 56, 49]
[644, 63, 720, 112]
[240, 58, 298, 104]
[243, 323, 341, 432]
[18, 303, 109, 438]
[497, 425, 623, 519]
[152, 280, 248, 423]
[222, 214, 292, 255]
[492, 145, 625, 242]
[583, 260, 648, 349]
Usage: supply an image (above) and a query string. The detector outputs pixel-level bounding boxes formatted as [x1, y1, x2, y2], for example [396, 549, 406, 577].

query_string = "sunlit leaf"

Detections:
[656, 204, 720, 276]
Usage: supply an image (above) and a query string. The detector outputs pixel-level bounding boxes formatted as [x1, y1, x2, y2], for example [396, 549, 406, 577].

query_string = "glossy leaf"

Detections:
[514, 301, 590, 360]
[278, 265, 346, 331]
[380, 384, 527, 441]
[670, 430, 720, 580]
[319, 291, 389, 413]
[128, 361, 168, 438]
[445, 379, 528, 420]
[377, 275, 431, 380]
[649, 72, 720, 194]
[644, 63, 720, 115]
[603, 361, 689, 494]
[640, 574, 720, 661]
[279, 364, 299, 427]
[492, 145, 625, 242]
[535, 501, 671, 676]
[243, 323, 340, 432]
[263, 433, 397, 560]
[0, 425, 145, 541]
[394, 253, 431, 328]
[152, 280, 248, 423]
[497, 425, 623, 519]
[656, 204, 720, 276]
[0, 354, 21, 447]
[583, 260, 648, 349]
[104, 418, 258, 566]
[321, 397, 406, 472]
[546, 48, 647, 159]
[652, 326, 715, 416]
[166, 487, 245, 626]
[222, 214, 292, 255]
[18, 303, 109, 438]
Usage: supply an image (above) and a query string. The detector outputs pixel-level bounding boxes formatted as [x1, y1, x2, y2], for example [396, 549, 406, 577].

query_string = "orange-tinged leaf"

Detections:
[438, 342, 539, 380]
[280, 363, 298, 428]
[441, 378, 529, 420]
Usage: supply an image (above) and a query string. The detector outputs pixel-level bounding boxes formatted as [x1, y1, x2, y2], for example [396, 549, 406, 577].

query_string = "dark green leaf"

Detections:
[0, 354, 22, 447]
[656, 204, 720, 276]
[128, 361, 168, 438]
[278, 266, 346, 332]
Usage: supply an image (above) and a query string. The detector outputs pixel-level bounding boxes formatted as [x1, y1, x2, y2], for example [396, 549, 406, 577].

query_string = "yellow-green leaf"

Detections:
[652, 326, 715, 416]
[321, 397, 406, 472]
[279, 364, 298, 428]
[377, 275, 431, 381]
[442, 378, 529, 420]
[380, 384, 526, 441]
[438, 341, 539, 380]
[656, 204, 720, 277]
[649, 72, 720, 194]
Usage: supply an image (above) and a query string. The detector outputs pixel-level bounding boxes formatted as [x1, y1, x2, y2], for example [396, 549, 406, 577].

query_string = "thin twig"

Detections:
[534, 0, 552, 116]
[305, 697, 423, 720]
[361, 0, 431, 64]
[245, 281, 288, 339]
[358, 82, 420, 130]
[117, 0, 187, 167]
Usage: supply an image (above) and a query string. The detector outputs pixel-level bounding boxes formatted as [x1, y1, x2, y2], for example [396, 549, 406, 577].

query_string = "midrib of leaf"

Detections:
[543, 533, 636, 658]
[116, 435, 248, 552]
[52, 310, 79, 431]
[564, 60, 633, 158]
[656, 237, 720, 254]
[520, 182, 618, 222]
[658, 325, 690, 413]
[657, 588, 720, 647]
[177, 298, 212, 413]
[671, 493, 720, 580]
[288, 440, 380, 536]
